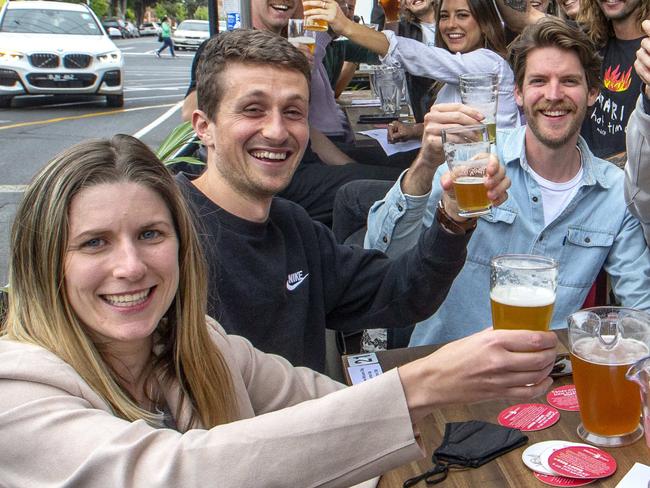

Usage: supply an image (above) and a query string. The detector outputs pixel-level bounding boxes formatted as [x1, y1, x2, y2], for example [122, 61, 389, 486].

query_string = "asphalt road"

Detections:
[0, 36, 196, 284]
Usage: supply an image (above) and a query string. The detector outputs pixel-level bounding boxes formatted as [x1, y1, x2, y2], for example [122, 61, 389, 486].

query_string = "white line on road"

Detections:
[125, 86, 187, 92]
[0, 185, 26, 193]
[132, 101, 182, 138]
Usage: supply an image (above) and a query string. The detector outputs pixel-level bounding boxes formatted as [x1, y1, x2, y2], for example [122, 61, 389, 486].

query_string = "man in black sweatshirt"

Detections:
[178, 29, 510, 373]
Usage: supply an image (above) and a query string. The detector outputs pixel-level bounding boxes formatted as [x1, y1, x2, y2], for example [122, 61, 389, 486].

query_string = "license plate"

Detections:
[46, 74, 77, 81]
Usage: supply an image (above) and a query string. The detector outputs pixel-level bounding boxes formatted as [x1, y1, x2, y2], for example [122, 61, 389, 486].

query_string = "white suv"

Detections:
[0, 0, 124, 108]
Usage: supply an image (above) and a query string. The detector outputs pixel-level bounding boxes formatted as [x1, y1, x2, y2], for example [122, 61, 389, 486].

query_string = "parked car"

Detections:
[0, 0, 124, 108]
[102, 18, 129, 38]
[171, 19, 209, 50]
[125, 21, 139, 38]
[105, 26, 122, 38]
[139, 22, 161, 36]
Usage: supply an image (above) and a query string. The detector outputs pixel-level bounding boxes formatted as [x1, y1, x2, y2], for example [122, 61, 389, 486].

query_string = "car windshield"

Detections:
[177, 21, 208, 31]
[0, 8, 102, 35]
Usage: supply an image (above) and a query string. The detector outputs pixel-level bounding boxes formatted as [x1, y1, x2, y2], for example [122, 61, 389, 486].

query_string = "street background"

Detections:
[0, 36, 193, 284]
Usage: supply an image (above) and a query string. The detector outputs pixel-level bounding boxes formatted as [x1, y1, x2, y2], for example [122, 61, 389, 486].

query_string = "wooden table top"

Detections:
[343, 331, 649, 487]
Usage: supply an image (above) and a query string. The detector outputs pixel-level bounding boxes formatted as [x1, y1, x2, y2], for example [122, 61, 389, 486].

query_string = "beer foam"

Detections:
[454, 176, 484, 184]
[490, 285, 555, 307]
[572, 337, 649, 365]
[288, 36, 315, 45]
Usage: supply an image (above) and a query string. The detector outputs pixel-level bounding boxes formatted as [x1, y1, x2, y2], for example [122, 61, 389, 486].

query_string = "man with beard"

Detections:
[362, 18, 650, 348]
[493, 0, 647, 159]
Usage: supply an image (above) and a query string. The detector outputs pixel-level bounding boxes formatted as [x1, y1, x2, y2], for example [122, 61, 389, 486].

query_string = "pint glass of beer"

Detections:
[441, 124, 491, 217]
[459, 73, 499, 144]
[380, 0, 400, 22]
[568, 307, 650, 447]
[287, 19, 316, 55]
[303, 1, 329, 31]
[490, 254, 557, 331]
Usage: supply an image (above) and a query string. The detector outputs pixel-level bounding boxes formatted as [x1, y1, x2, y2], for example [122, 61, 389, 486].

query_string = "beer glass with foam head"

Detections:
[459, 72, 499, 143]
[568, 307, 650, 447]
[441, 124, 491, 217]
[490, 254, 557, 331]
[287, 19, 316, 55]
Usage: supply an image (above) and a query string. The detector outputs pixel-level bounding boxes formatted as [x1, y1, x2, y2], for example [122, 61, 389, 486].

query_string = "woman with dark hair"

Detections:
[0, 135, 557, 486]
[306, 0, 520, 135]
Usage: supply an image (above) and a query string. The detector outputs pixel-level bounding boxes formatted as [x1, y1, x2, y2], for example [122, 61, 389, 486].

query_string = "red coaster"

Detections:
[547, 446, 617, 479]
[546, 385, 580, 411]
[497, 403, 560, 431]
[534, 472, 595, 486]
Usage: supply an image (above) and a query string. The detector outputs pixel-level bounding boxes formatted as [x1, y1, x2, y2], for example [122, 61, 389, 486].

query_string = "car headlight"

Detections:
[96, 50, 122, 64]
[0, 50, 25, 62]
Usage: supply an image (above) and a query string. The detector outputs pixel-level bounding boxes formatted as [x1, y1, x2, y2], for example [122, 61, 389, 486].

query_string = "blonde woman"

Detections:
[0, 135, 557, 487]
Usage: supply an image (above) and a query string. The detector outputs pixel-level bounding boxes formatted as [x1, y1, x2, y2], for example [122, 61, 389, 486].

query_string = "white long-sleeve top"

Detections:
[381, 30, 521, 128]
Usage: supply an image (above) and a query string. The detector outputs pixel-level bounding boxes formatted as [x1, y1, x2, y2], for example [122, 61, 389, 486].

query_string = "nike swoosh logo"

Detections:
[286, 273, 309, 291]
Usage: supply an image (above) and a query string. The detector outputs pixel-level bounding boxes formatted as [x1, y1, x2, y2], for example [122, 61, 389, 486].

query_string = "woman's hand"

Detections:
[398, 329, 558, 423]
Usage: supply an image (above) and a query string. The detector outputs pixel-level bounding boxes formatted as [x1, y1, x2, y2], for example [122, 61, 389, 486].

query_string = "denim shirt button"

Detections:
[382, 235, 388, 243]
[532, 196, 539, 202]
[397, 204, 403, 212]
[584, 237, 591, 243]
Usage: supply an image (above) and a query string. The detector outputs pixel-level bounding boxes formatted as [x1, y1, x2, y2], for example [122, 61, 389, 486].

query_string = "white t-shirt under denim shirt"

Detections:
[528, 147, 584, 226]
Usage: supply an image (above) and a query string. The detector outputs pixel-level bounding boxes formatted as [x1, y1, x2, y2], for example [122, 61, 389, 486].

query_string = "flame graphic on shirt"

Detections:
[603, 65, 633, 92]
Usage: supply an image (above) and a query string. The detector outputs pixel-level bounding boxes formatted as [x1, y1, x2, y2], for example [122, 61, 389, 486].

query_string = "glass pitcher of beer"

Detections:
[568, 307, 650, 447]
[626, 355, 650, 448]
[490, 254, 557, 331]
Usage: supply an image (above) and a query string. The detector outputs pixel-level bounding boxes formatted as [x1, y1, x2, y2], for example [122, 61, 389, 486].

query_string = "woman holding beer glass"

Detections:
[0, 135, 557, 486]
[304, 0, 520, 132]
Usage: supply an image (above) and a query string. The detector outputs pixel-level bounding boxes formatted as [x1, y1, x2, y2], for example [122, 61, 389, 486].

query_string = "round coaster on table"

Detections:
[547, 446, 617, 479]
[497, 403, 560, 431]
[533, 472, 595, 486]
[546, 385, 580, 411]
[522, 440, 587, 475]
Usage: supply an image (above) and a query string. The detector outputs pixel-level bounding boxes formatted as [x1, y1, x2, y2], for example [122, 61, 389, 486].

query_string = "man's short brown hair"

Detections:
[196, 29, 312, 121]
[508, 17, 602, 93]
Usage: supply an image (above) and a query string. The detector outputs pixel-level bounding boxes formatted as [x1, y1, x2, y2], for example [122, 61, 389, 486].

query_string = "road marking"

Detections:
[0, 103, 177, 131]
[0, 185, 26, 193]
[132, 101, 182, 138]
[125, 86, 187, 91]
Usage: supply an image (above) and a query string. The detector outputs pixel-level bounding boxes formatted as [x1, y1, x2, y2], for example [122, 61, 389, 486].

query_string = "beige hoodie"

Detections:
[0, 317, 422, 487]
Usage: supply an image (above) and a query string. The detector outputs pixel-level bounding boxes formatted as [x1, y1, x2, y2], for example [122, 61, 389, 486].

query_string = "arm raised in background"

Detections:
[304, 0, 391, 55]
[492, 0, 545, 33]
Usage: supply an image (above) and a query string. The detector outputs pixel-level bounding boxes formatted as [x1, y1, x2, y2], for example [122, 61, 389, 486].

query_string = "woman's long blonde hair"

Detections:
[577, 0, 648, 48]
[3, 134, 237, 429]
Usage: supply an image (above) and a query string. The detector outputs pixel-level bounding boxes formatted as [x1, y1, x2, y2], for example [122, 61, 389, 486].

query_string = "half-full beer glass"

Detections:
[568, 307, 650, 447]
[287, 19, 316, 54]
[441, 124, 491, 217]
[490, 254, 557, 331]
[459, 72, 498, 143]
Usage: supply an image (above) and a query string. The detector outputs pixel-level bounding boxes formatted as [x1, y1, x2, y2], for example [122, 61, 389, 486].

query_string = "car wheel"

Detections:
[106, 94, 124, 108]
[0, 96, 12, 109]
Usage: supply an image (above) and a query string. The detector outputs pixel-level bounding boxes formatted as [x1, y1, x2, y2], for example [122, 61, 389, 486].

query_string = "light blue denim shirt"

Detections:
[365, 126, 650, 346]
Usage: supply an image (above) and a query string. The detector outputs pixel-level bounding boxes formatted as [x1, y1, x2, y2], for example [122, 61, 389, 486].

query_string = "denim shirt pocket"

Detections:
[467, 206, 518, 266]
[559, 226, 614, 288]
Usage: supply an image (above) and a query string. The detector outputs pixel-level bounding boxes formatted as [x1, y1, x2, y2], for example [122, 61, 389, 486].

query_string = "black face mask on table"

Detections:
[403, 420, 529, 487]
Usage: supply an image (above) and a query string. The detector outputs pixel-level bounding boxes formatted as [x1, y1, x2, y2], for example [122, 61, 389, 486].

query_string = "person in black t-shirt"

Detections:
[492, 0, 646, 159]
[577, 0, 646, 159]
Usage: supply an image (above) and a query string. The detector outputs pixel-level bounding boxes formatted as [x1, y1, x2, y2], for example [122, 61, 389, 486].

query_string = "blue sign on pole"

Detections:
[226, 12, 241, 30]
